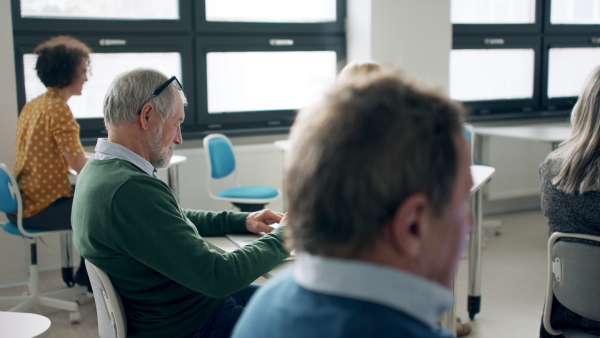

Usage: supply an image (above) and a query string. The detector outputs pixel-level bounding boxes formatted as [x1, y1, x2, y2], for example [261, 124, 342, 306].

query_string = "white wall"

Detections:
[0, 0, 34, 286]
[347, 0, 452, 92]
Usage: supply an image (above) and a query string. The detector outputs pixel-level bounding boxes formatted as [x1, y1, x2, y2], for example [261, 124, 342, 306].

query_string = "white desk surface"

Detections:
[471, 165, 495, 193]
[474, 122, 571, 144]
[0, 311, 51, 338]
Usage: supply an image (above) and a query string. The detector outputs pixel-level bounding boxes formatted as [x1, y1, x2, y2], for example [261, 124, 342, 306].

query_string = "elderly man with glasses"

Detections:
[72, 68, 290, 338]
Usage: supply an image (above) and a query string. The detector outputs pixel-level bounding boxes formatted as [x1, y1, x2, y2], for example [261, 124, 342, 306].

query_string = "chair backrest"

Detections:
[86, 260, 127, 338]
[463, 123, 475, 165]
[0, 163, 21, 215]
[543, 232, 600, 336]
[204, 134, 236, 179]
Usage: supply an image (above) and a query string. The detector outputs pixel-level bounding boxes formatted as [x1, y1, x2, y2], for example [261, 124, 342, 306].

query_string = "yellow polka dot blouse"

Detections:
[14, 87, 85, 218]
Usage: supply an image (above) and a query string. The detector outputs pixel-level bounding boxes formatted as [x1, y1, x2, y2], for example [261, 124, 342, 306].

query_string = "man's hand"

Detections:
[246, 210, 286, 234]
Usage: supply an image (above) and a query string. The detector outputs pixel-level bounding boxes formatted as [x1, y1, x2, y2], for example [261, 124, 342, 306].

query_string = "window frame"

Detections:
[543, 0, 600, 34]
[13, 34, 195, 141]
[541, 35, 600, 112]
[451, 0, 600, 122]
[12, 0, 347, 141]
[195, 0, 345, 34]
[11, 0, 193, 33]
[192, 35, 345, 136]
[452, 35, 543, 120]
[452, 0, 543, 35]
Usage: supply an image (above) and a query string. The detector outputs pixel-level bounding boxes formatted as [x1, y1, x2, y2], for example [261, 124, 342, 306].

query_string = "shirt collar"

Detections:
[93, 138, 156, 175]
[294, 253, 453, 330]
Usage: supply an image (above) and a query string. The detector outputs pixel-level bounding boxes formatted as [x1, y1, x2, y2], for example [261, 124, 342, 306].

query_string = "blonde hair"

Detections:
[548, 66, 600, 194]
[337, 61, 383, 82]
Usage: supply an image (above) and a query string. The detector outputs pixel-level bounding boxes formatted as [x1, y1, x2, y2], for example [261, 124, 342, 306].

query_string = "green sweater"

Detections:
[72, 159, 289, 337]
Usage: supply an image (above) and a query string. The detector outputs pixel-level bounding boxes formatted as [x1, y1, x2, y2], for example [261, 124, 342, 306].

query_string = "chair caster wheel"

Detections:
[69, 311, 81, 324]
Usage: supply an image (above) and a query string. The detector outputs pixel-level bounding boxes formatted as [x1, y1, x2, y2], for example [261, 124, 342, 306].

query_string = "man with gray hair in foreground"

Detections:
[232, 69, 474, 338]
[72, 68, 290, 338]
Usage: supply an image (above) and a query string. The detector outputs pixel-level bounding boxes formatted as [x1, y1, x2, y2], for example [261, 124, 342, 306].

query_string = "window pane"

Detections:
[450, 49, 535, 101]
[451, 0, 536, 24]
[24, 53, 182, 119]
[207, 51, 337, 113]
[205, 0, 336, 23]
[551, 0, 600, 24]
[21, 0, 179, 20]
[548, 48, 600, 98]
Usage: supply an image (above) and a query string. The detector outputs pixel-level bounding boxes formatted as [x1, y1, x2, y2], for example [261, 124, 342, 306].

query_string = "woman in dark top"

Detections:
[539, 66, 600, 337]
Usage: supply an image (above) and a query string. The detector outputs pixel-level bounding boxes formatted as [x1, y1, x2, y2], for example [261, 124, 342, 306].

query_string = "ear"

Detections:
[387, 193, 430, 258]
[139, 103, 154, 131]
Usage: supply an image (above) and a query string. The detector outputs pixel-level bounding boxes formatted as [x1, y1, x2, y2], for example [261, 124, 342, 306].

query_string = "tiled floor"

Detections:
[0, 209, 550, 338]
[454, 209, 549, 338]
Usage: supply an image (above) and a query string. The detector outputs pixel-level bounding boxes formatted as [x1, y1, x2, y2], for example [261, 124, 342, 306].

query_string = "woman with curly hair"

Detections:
[8, 35, 91, 289]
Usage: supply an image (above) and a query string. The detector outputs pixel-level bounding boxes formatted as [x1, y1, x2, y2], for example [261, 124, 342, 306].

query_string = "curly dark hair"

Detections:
[34, 35, 92, 88]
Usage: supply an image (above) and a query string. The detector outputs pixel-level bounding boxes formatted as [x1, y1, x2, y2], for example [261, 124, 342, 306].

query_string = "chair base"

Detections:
[0, 264, 88, 324]
[232, 202, 267, 212]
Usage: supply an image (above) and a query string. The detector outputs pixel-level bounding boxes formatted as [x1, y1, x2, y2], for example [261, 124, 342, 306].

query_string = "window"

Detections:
[451, 0, 600, 121]
[12, 0, 346, 141]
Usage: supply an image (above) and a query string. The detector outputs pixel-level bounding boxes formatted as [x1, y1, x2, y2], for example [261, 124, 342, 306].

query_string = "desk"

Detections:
[475, 122, 571, 151]
[0, 311, 51, 338]
[206, 154, 495, 331]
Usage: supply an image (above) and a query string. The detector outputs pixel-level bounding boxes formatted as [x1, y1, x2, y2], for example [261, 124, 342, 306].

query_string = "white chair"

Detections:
[0, 163, 87, 323]
[85, 260, 127, 338]
[203, 133, 280, 212]
[543, 232, 600, 337]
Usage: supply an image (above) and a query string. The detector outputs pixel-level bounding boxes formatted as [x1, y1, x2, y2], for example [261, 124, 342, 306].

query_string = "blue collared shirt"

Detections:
[294, 253, 454, 330]
[93, 138, 156, 175]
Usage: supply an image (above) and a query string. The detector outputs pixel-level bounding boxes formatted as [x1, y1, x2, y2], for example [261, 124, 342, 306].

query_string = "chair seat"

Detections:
[2, 222, 49, 237]
[217, 186, 279, 199]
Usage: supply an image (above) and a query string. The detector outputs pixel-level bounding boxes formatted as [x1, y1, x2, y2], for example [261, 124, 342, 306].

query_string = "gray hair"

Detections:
[548, 66, 600, 194]
[103, 68, 186, 130]
[285, 70, 466, 257]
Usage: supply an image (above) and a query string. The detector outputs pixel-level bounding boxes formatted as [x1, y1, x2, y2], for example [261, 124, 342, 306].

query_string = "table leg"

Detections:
[468, 188, 483, 320]
[440, 280, 457, 333]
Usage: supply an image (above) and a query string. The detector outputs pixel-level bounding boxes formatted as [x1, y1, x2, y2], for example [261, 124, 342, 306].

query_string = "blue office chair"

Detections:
[0, 163, 87, 323]
[543, 232, 600, 337]
[203, 134, 280, 212]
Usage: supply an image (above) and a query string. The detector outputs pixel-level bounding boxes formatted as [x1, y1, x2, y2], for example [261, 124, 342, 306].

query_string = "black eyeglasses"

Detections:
[137, 76, 183, 115]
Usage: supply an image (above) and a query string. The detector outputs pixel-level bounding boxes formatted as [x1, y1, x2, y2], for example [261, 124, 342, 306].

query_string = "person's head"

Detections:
[103, 68, 187, 168]
[337, 61, 383, 82]
[286, 69, 474, 288]
[34, 35, 91, 95]
[549, 66, 600, 194]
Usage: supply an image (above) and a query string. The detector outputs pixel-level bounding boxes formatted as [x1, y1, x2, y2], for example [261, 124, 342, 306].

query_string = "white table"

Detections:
[475, 122, 571, 151]
[0, 311, 51, 338]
